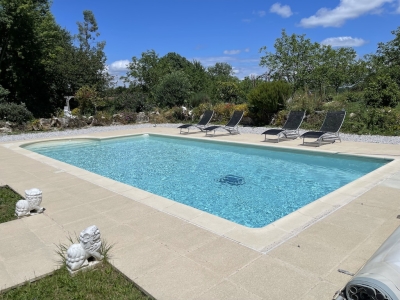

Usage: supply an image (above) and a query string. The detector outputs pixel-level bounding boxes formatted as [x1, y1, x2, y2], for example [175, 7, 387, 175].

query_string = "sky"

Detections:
[51, 0, 400, 83]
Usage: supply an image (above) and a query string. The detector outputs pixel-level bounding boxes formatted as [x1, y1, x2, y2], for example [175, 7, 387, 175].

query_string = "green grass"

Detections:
[0, 186, 21, 223]
[0, 262, 152, 300]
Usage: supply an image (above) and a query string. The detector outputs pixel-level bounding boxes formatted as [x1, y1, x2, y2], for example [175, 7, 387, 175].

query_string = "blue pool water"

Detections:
[23, 135, 389, 228]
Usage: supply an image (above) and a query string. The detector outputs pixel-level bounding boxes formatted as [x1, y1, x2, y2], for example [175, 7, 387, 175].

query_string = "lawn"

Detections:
[0, 186, 20, 223]
[0, 262, 152, 300]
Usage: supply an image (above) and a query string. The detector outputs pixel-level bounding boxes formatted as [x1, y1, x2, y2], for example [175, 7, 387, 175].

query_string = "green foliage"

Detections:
[259, 29, 320, 92]
[189, 92, 210, 108]
[154, 71, 192, 107]
[0, 2, 109, 117]
[74, 85, 98, 115]
[0, 85, 9, 103]
[215, 81, 242, 104]
[247, 81, 291, 124]
[0, 102, 33, 123]
[0, 186, 21, 224]
[213, 102, 236, 122]
[364, 75, 400, 108]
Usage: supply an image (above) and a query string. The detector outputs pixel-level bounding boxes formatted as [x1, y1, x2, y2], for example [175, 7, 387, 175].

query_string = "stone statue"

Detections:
[15, 188, 44, 217]
[66, 225, 103, 272]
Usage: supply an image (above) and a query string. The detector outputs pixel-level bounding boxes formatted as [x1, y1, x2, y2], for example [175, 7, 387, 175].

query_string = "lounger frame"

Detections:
[204, 111, 244, 136]
[262, 111, 305, 142]
[178, 110, 214, 134]
[301, 111, 346, 146]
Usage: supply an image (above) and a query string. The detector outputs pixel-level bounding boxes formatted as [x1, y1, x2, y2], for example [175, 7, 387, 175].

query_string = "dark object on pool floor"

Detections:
[218, 175, 245, 186]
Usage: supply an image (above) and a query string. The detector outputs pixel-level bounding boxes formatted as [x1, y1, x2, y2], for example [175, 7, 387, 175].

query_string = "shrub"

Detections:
[0, 102, 33, 124]
[213, 102, 235, 122]
[247, 81, 291, 125]
[191, 103, 213, 120]
[233, 103, 249, 116]
[75, 85, 98, 115]
[365, 75, 400, 108]
[189, 92, 210, 108]
[214, 81, 242, 104]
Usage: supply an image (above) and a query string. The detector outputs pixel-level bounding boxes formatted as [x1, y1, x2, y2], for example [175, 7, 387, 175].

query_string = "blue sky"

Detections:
[51, 0, 400, 82]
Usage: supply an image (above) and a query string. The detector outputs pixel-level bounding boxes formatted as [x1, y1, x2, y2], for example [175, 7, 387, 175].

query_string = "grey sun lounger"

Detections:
[178, 110, 214, 134]
[204, 110, 244, 136]
[262, 110, 305, 142]
[301, 110, 346, 146]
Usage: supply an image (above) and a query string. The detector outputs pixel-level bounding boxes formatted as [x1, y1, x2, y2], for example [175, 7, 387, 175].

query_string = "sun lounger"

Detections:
[204, 111, 244, 136]
[261, 111, 305, 142]
[301, 110, 346, 146]
[178, 110, 214, 134]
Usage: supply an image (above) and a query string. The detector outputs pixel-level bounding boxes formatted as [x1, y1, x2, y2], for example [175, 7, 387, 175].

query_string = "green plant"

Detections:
[0, 186, 21, 223]
[365, 75, 400, 108]
[213, 102, 235, 122]
[247, 81, 291, 125]
[0, 102, 33, 124]
[189, 92, 210, 108]
[75, 85, 98, 115]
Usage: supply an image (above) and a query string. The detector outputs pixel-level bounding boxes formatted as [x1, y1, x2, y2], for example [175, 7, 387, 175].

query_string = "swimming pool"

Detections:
[23, 134, 390, 228]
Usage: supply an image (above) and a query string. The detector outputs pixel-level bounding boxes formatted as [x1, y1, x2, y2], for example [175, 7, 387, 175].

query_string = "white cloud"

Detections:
[244, 48, 250, 52]
[270, 3, 293, 18]
[321, 36, 367, 47]
[223, 49, 241, 55]
[397, 0, 400, 13]
[108, 60, 130, 72]
[242, 18, 252, 22]
[300, 0, 393, 28]
[253, 10, 266, 17]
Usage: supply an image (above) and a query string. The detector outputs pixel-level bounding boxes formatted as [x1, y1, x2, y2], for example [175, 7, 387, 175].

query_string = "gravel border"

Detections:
[1, 123, 400, 144]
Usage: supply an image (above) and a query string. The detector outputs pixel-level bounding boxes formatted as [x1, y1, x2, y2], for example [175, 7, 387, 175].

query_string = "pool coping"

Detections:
[5, 131, 400, 253]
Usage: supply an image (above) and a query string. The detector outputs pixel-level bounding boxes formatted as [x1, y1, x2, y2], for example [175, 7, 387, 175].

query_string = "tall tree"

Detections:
[259, 29, 320, 93]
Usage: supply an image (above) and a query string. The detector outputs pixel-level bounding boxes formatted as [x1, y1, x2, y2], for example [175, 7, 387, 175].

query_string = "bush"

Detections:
[214, 81, 242, 104]
[0, 102, 33, 124]
[247, 81, 291, 125]
[75, 85, 98, 115]
[189, 92, 210, 108]
[213, 102, 235, 122]
[154, 71, 192, 108]
[365, 75, 400, 108]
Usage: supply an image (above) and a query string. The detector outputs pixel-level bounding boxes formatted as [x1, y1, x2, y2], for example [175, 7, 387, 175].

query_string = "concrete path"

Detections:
[1, 127, 400, 299]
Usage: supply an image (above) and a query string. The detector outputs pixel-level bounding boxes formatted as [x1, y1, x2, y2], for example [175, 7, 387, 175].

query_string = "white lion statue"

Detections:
[15, 188, 44, 218]
[66, 225, 103, 272]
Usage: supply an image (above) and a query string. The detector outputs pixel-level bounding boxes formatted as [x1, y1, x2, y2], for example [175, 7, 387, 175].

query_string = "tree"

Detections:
[259, 29, 320, 93]
[207, 62, 235, 81]
[0, 2, 109, 117]
[373, 26, 400, 85]
[125, 49, 161, 95]
[154, 71, 192, 107]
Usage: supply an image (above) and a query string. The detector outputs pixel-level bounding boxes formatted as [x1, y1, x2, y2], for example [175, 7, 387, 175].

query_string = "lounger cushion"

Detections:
[178, 124, 193, 129]
[204, 125, 221, 131]
[301, 131, 326, 139]
[262, 129, 285, 135]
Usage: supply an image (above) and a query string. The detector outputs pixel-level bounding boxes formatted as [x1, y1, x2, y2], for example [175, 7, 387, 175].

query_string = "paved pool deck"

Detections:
[0, 126, 400, 299]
